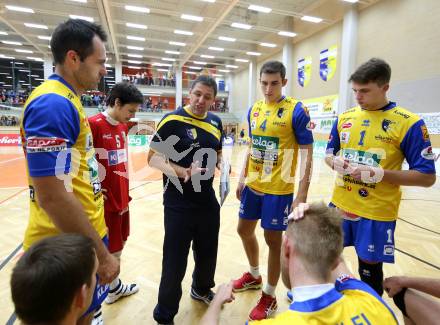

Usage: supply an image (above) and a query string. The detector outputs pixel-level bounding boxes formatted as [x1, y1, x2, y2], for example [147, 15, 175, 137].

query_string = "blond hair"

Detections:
[286, 202, 343, 280]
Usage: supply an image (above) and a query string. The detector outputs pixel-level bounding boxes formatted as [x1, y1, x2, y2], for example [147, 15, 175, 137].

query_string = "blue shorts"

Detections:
[84, 236, 110, 315]
[239, 186, 293, 231]
[329, 203, 396, 263]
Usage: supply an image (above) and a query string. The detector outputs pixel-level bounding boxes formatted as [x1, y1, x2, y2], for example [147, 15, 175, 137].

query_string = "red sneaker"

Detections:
[232, 272, 262, 292]
[249, 292, 278, 321]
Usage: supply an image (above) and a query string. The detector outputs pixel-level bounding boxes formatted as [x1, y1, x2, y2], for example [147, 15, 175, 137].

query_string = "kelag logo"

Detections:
[342, 149, 382, 167]
[128, 135, 148, 146]
[252, 136, 279, 150]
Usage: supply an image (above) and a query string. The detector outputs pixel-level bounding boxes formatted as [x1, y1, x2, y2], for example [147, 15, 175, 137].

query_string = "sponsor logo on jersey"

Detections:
[342, 149, 382, 167]
[381, 119, 395, 132]
[358, 188, 369, 197]
[420, 146, 439, 160]
[103, 133, 112, 139]
[265, 110, 271, 117]
[368, 245, 375, 252]
[86, 133, 93, 151]
[251, 135, 279, 162]
[383, 245, 395, 256]
[187, 128, 197, 140]
[375, 135, 394, 144]
[342, 122, 352, 129]
[253, 112, 259, 117]
[251, 120, 257, 130]
[361, 119, 370, 127]
[306, 121, 316, 131]
[393, 110, 410, 119]
[340, 132, 350, 143]
[421, 124, 430, 142]
[271, 218, 278, 225]
[108, 149, 128, 165]
[26, 137, 68, 153]
[277, 107, 285, 118]
[211, 119, 219, 127]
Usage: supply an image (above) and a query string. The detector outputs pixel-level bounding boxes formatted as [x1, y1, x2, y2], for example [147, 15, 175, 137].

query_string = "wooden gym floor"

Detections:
[0, 144, 439, 324]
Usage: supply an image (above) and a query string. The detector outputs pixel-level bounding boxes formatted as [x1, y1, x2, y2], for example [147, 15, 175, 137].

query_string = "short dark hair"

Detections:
[190, 75, 217, 97]
[11, 234, 96, 324]
[349, 58, 391, 86]
[106, 82, 144, 107]
[260, 61, 286, 79]
[50, 19, 107, 65]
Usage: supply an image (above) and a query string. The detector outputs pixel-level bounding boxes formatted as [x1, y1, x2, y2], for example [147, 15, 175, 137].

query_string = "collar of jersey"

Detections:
[264, 95, 286, 107]
[289, 286, 342, 312]
[360, 101, 396, 112]
[102, 110, 119, 126]
[184, 106, 207, 119]
[48, 74, 77, 95]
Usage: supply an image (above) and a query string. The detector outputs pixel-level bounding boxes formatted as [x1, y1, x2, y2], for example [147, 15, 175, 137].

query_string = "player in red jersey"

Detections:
[89, 82, 144, 305]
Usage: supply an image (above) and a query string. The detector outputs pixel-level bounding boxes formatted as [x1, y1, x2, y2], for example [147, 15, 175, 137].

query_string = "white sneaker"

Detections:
[105, 279, 139, 304]
[92, 307, 104, 325]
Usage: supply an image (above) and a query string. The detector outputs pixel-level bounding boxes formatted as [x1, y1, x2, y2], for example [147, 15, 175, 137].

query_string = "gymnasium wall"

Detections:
[231, 0, 440, 123]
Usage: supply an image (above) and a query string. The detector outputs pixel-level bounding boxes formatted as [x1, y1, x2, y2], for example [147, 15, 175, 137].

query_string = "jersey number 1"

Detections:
[358, 130, 366, 146]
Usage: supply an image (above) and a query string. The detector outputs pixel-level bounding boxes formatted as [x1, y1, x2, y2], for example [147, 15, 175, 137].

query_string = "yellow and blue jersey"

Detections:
[150, 106, 223, 207]
[248, 276, 397, 325]
[327, 102, 436, 221]
[246, 96, 313, 195]
[20, 74, 106, 249]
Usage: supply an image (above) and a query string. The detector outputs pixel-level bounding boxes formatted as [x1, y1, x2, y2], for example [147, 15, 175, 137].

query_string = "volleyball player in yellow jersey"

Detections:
[326, 58, 436, 296]
[200, 203, 398, 325]
[233, 61, 313, 320]
[20, 19, 119, 325]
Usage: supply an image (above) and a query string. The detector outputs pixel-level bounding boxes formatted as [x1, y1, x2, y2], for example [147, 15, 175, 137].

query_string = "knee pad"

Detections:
[392, 287, 408, 317]
[358, 258, 384, 296]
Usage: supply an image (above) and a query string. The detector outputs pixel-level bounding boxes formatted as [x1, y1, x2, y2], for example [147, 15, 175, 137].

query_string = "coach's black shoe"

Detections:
[190, 287, 215, 305]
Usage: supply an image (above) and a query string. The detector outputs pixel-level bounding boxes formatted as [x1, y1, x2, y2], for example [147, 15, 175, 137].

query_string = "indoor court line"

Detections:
[0, 156, 23, 165]
[0, 189, 27, 206]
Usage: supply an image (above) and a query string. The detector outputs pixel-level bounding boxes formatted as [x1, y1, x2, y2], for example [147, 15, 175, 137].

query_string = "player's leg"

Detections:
[153, 206, 193, 324]
[355, 218, 396, 296]
[393, 288, 440, 325]
[190, 201, 220, 304]
[105, 210, 139, 304]
[248, 193, 291, 320]
[233, 186, 262, 292]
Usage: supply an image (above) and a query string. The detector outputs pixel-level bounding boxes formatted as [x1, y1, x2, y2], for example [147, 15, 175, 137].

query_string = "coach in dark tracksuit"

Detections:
[148, 75, 224, 325]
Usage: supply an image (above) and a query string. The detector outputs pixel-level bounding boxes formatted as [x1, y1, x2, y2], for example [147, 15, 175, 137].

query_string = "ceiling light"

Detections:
[127, 60, 142, 64]
[301, 15, 323, 23]
[0, 55, 15, 59]
[162, 57, 175, 62]
[0, 32, 8, 36]
[212, 74, 223, 77]
[208, 46, 223, 51]
[19, 69, 30, 72]
[30, 74, 40, 77]
[126, 22, 147, 29]
[169, 41, 186, 46]
[342, 0, 359, 2]
[24, 23, 48, 29]
[248, 5, 272, 13]
[68, 0, 87, 3]
[202, 0, 215, 2]
[235, 58, 248, 63]
[165, 50, 180, 55]
[126, 45, 144, 50]
[5, 5, 34, 13]
[27, 57, 43, 61]
[201, 54, 214, 58]
[152, 62, 172, 67]
[193, 61, 207, 65]
[14, 62, 24, 65]
[218, 36, 236, 42]
[127, 66, 141, 69]
[124, 5, 150, 13]
[127, 53, 143, 58]
[278, 31, 297, 37]
[246, 51, 261, 56]
[260, 42, 276, 48]
[37, 35, 51, 40]
[231, 22, 252, 30]
[218, 69, 230, 72]
[174, 30, 193, 36]
[15, 49, 33, 53]
[105, 64, 112, 67]
[188, 66, 202, 70]
[185, 71, 197, 75]
[127, 35, 145, 42]
[69, 15, 94, 22]
[181, 14, 204, 22]
[157, 68, 169, 72]
[2, 41, 22, 45]
[226, 64, 238, 68]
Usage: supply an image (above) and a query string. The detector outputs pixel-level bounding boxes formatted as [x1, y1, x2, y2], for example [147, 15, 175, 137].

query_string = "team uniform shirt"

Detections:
[248, 276, 397, 325]
[89, 111, 130, 213]
[20, 74, 106, 250]
[327, 102, 436, 221]
[150, 106, 223, 207]
[246, 96, 313, 195]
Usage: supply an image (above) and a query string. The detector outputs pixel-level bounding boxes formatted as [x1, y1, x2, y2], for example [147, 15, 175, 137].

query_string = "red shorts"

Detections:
[104, 210, 130, 253]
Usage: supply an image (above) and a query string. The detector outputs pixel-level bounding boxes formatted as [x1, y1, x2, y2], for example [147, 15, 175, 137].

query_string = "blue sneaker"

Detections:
[287, 290, 293, 302]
